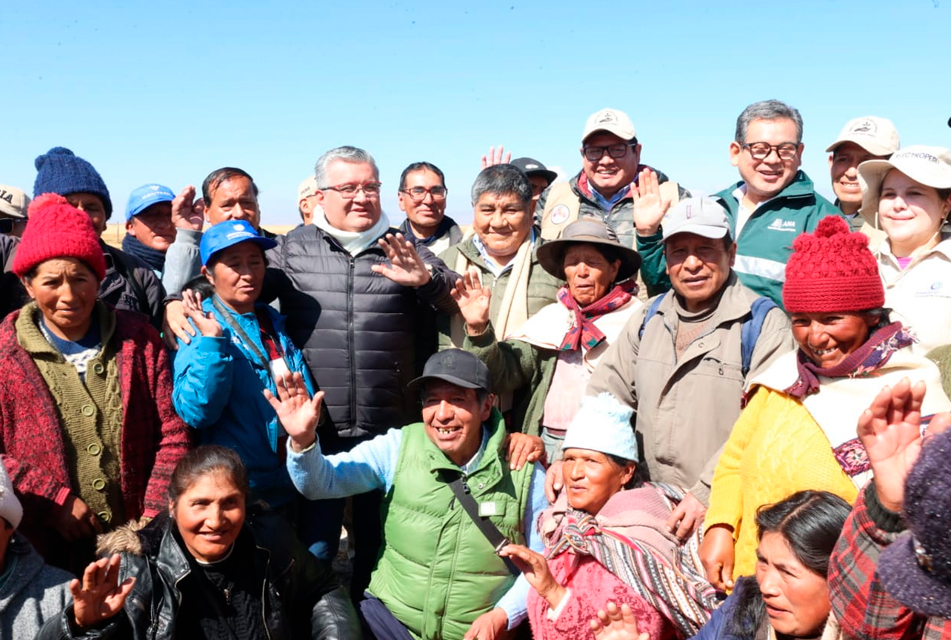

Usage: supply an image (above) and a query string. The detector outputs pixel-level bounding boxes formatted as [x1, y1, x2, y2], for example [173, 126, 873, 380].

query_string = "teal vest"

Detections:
[369, 410, 534, 640]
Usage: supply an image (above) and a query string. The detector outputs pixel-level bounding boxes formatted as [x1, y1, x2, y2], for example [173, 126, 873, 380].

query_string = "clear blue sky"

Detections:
[3, 0, 950, 227]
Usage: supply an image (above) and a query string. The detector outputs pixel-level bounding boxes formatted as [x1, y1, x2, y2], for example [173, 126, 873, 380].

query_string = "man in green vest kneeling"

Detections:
[276, 349, 548, 640]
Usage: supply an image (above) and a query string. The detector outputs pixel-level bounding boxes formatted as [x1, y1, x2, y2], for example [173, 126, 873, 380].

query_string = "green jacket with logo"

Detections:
[368, 409, 534, 640]
[636, 170, 843, 307]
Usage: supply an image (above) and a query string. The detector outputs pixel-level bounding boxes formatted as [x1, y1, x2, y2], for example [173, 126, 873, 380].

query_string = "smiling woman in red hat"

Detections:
[699, 216, 951, 592]
[0, 193, 190, 574]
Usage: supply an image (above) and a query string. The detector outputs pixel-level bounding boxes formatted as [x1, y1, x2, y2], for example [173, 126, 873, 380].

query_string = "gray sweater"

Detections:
[0, 535, 73, 640]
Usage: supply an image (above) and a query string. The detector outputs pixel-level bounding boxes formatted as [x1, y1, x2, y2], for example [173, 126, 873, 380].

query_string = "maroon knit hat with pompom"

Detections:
[11, 192, 106, 281]
[782, 215, 884, 313]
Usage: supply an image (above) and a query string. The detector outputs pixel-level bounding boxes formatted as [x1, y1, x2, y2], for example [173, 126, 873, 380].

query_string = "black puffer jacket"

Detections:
[37, 508, 360, 640]
[266, 225, 457, 440]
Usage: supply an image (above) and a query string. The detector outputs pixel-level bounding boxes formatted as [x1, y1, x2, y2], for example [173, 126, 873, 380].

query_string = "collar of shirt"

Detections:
[458, 425, 491, 475]
[471, 228, 536, 277]
[588, 182, 631, 211]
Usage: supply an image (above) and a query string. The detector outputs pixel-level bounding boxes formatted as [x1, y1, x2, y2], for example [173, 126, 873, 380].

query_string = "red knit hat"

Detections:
[11, 193, 106, 281]
[783, 216, 884, 313]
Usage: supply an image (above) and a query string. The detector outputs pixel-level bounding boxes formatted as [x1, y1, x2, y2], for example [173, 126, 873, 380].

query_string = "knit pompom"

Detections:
[12, 192, 106, 280]
[34, 146, 74, 171]
[783, 215, 883, 313]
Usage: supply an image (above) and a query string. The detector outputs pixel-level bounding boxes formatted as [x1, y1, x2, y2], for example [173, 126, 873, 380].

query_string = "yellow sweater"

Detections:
[704, 387, 858, 580]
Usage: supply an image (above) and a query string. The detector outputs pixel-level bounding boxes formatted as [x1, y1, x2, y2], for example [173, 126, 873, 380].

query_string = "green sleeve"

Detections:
[635, 230, 671, 297]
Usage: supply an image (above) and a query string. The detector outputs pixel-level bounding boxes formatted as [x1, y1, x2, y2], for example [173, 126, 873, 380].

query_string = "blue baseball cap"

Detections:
[200, 220, 277, 266]
[125, 184, 176, 222]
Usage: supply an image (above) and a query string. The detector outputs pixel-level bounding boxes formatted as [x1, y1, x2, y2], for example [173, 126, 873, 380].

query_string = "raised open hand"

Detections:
[171, 185, 206, 231]
[371, 233, 432, 287]
[480, 146, 511, 169]
[632, 168, 671, 236]
[70, 554, 135, 629]
[450, 270, 492, 335]
[263, 372, 325, 452]
[859, 378, 951, 512]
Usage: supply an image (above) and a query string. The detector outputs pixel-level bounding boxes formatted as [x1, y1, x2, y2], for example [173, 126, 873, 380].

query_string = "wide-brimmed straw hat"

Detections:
[536, 219, 641, 282]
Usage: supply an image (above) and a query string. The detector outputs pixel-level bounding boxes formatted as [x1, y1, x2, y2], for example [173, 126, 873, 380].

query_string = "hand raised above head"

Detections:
[480, 145, 511, 170]
[632, 168, 671, 237]
[171, 185, 205, 231]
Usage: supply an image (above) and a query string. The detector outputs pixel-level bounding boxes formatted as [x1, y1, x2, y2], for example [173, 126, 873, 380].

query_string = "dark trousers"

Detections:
[359, 596, 415, 640]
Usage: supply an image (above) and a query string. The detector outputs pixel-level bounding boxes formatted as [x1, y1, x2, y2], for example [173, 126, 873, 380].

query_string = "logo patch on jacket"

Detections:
[550, 204, 570, 225]
[766, 218, 798, 232]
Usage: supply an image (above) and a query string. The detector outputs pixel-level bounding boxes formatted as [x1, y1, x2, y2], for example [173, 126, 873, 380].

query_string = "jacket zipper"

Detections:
[348, 256, 356, 429]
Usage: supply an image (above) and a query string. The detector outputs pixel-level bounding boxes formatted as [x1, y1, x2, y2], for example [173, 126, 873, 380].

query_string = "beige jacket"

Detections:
[875, 234, 951, 356]
[586, 273, 795, 504]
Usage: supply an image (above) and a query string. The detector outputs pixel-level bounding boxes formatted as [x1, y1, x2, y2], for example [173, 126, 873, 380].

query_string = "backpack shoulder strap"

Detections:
[638, 292, 668, 340]
[740, 297, 778, 376]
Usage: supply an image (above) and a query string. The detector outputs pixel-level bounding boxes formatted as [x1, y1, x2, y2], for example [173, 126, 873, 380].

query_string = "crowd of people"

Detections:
[1, 99, 950, 640]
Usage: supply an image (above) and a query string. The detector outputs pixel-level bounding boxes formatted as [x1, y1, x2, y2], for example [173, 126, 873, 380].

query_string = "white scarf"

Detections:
[315, 210, 392, 256]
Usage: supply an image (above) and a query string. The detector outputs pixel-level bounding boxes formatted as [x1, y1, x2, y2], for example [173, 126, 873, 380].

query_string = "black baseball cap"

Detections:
[408, 349, 493, 393]
[511, 157, 557, 186]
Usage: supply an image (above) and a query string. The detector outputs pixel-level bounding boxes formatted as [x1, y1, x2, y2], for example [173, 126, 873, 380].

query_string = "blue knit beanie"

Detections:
[33, 147, 113, 219]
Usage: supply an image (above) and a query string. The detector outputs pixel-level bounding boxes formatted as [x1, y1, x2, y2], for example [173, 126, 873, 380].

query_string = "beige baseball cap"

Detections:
[298, 175, 317, 201]
[582, 108, 637, 142]
[0, 185, 30, 219]
[858, 145, 951, 224]
[826, 116, 900, 156]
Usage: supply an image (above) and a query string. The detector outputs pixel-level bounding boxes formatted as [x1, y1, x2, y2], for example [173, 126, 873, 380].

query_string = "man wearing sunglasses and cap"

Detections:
[276, 348, 547, 640]
[537, 107, 689, 250]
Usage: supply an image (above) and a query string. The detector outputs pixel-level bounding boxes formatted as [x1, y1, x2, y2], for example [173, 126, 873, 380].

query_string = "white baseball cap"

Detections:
[826, 116, 900, 156]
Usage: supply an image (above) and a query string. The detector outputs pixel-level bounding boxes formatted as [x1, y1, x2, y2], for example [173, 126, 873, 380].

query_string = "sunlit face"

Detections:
[205, 177, 261, 229]
[528, 175, 550, 216]
[170, 471, 245, 564]
[563, 244, 620, 306]
[665, 233, 736, 312]
[581, 132, 641, 199]
[66, 192, 108, 236]
[22, 258, 99, 342]
[126, 202, 175, 251]
[472, 192, 531, 266]
[562, 448, 635, 515]
[421, 381, 493, 467]
[730, 118, 803, 205]
[202, 242, 266, 314]
[756, 532, 831, 637]
[877, 170, 951, 258]
[829, 142, 881, 213]
[316, 160, 382, 233]
[398, 169, 447, 234]
[791, 312, 877, 368]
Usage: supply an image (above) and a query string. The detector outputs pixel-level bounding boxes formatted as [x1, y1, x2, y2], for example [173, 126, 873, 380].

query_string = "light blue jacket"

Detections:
[173, 296, 315, 506]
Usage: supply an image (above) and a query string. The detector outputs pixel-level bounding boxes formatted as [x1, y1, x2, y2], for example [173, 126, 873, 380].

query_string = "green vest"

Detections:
[369, 409, 534, 640]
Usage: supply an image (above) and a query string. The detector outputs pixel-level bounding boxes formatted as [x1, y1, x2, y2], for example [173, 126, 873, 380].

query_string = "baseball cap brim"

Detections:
[826, 138, 896, 156]
[407, 372, 484, 392]
[0, 202, 27, 219]
[202, 235, 278, 266]
[879, 532, 951, 618]
[126, 193, 175, 221]
[662, 223, 730, 241]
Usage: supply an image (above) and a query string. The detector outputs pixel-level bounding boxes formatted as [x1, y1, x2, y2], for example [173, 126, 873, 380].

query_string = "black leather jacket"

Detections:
[37, 508, 361, 640]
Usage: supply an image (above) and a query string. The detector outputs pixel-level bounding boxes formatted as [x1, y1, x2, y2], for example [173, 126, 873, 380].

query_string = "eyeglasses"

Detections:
[321, 182, 382, 199]
[400, 186, 448, 202]
[741, 142, 800, 161]
[582, 143, 637, 162]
